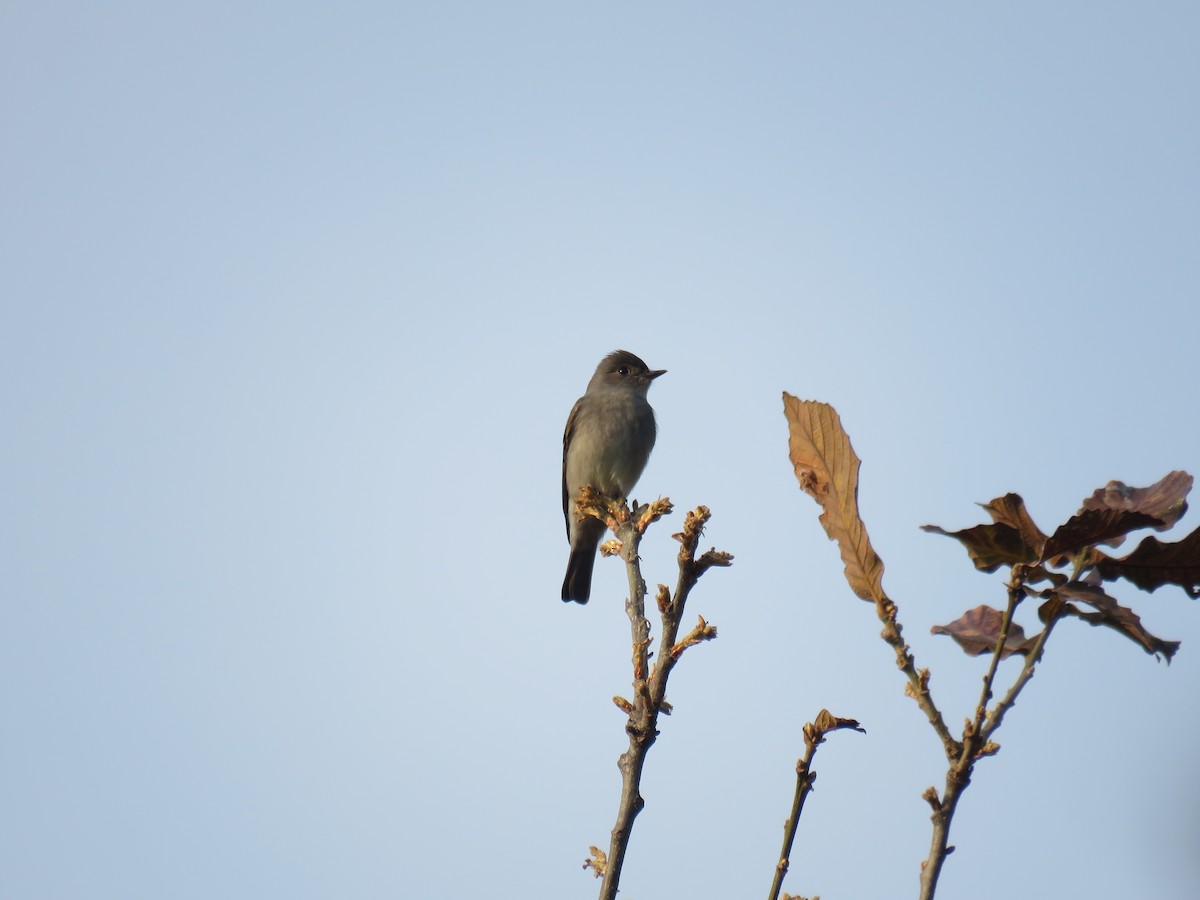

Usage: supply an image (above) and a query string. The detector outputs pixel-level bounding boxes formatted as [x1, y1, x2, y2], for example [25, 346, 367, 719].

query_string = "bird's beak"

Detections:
[649, 369, 667, 379]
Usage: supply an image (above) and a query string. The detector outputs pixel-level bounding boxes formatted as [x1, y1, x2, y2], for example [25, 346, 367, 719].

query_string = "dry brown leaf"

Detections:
[783, 394, 885, 604]
[812, 708, 866, 736]
[583, 845, 608, 878]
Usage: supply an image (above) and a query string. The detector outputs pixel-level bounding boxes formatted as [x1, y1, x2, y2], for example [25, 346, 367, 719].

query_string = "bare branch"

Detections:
[768, 711, 865, 900]
[577, 491, 729, 900]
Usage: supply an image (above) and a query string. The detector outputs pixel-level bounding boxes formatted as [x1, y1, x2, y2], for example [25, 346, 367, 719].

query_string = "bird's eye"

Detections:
[617, 366, 631, 376]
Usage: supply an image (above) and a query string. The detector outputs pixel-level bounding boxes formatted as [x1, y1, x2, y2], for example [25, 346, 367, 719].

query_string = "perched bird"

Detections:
[561, 350, 665, 603]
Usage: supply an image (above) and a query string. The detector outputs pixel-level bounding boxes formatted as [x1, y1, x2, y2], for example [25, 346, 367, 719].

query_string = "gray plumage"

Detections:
[561, 350, 665, 604]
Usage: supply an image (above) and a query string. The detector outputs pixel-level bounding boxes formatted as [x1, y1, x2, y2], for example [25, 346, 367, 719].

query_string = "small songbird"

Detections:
[561, 350, 666, 604]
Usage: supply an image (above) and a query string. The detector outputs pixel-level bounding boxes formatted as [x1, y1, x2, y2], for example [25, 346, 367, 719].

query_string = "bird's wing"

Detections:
[562, 400, 581, 538]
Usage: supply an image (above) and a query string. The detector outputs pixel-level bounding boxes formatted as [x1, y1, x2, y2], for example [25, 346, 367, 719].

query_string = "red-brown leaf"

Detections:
[931, 605, 1040, 658]
[981, 493, 1049, 554]
[1049, 581, 1180, 662]
[1093, 525, 1200, 598]
[1082, 471, 1191, 529]
[1043, 509, 1163, 561]
[921, 522, 1040, 572]
[923, 493, 1047, 572]
[1044, 472, 1193, 560]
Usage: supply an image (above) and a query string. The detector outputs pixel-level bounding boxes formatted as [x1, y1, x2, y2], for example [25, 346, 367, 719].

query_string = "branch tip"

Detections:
[974, 741, 1001, 760]
[668, 615, 718, 659]
[695, 548, 735, 576]
[922, 786, 941, 811]
[583, 846, 608, 878]
[655, 584, 671, 614]
[812, 708, 867, 737]
[635, 496, 674, 533]
[672, 505, 712, 547]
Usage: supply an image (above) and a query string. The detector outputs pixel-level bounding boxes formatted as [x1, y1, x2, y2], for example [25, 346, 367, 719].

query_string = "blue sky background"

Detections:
[3, 3, 1198, 898]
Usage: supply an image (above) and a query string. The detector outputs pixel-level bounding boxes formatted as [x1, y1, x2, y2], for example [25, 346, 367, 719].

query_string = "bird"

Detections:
[561, 350, 665, 603]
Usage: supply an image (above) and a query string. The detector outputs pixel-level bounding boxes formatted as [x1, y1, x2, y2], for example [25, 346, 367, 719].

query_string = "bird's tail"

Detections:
[561, 544, 595, 604]
[562, 516, 606, 604]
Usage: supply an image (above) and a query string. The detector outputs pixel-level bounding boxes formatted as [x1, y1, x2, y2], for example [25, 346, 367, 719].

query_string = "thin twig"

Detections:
[971, 576, 1024, 737]
[768, 711, 864, 900]
[981, 601, 1062, 742]
[917, 570, 1063, 900]
[877, 597, 962, 760]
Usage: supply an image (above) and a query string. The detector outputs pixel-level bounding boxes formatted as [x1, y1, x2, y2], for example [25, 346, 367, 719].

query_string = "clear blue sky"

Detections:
[3, 3, 1197, 898]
